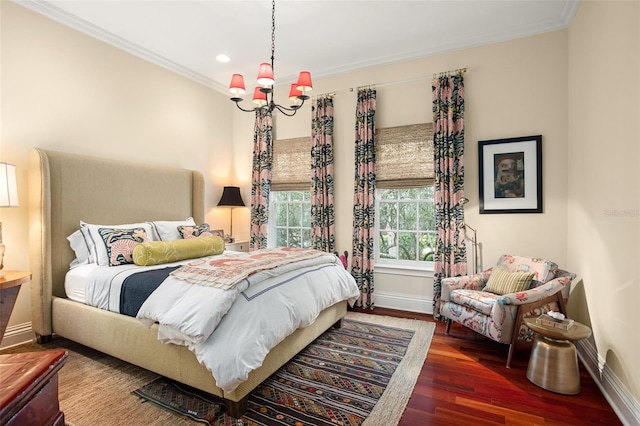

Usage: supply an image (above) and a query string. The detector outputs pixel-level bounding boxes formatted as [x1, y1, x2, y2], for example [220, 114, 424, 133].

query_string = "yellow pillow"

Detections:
[133, 236, 225, 266]
[484, 266, 535, 295]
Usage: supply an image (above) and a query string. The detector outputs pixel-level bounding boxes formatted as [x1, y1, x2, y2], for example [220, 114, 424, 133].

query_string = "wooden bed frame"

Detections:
[27, 148, 346, 417]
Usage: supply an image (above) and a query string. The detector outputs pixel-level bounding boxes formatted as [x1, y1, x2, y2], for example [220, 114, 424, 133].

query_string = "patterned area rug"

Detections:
[133, 314, 434, 426]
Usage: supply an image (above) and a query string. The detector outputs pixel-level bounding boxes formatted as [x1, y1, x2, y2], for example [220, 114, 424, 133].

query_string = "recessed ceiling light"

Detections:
[216, 54, 230, 63]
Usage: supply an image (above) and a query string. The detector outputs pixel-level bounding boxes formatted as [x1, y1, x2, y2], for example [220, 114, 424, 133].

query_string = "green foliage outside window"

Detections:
[273, 191, 311, 248]
[378, 187, 435, 263]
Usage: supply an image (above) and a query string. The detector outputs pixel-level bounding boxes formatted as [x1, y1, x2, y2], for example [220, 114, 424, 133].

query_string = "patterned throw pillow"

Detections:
[98, 227, 148, 267]
[178, 223, 214, 239]
[483, 266, 535, 295]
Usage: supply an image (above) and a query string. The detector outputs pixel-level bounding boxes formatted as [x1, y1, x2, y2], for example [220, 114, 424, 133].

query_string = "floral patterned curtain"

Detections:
[311, 95, 336, 253]
[432, 72, 466, 319]
[250, 109, 273, 250]
[352, 88, 377, 309]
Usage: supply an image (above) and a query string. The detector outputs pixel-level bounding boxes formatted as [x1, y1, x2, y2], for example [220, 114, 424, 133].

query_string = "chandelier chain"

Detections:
[270, 0, 276, 68]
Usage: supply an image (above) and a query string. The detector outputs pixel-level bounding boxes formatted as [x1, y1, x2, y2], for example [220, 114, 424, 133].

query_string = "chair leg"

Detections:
[445, 319, 452, 335]
[506, 343, 515, 368]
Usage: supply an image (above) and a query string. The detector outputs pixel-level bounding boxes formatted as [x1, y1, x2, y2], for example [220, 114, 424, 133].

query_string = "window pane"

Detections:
[302, 229, 311, 248]
[276, 228, 287, 247]
[275, 204, 287, 226]
[419, 232, 436, 261]
[275, 192, 289, 202]
[288, 229, 301, 248]
[398, 232, 417, 261]
[419, 202, 435, 231]
[379, 189, 397, 200]
[290, 191, 304, 202]
[288, 204, 302, 227]
[302, 203, 311, 227]
[398, 202, 417, 230]
[379, 231, 398, 259]
[419, 186, 434, 199]
[399, 188, 418, 200]
[379, 201, 398, 229]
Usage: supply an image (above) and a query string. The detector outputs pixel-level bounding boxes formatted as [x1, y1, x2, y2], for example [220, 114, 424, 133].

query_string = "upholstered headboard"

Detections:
[28, 148, 205, 336]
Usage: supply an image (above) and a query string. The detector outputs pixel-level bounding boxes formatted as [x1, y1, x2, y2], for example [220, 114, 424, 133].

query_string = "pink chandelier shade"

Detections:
[288, 84, 303, 102]
[227, 0, 312, 116]
[228, 74, 246, 96]
[252, 87, 267, 106]
[256, 63, 275, 87]
[295, 71, 313, 92]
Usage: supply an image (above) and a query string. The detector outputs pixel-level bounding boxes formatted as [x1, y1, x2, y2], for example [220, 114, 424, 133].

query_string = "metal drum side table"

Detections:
[523, 316, 592, 395]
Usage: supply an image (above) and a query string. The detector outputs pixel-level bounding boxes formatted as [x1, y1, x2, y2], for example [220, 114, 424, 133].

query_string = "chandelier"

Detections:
[228, 0, 312, 116]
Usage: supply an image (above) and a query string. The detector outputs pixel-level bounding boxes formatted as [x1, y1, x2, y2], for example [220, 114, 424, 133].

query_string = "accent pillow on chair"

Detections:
[484, 266, 535, 295]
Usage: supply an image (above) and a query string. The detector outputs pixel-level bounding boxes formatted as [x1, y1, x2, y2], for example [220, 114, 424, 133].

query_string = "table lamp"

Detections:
[217, 186, 245, 240]
[0, 162, 20, 278]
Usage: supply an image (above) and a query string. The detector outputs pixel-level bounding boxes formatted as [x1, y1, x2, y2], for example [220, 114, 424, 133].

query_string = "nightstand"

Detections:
[226, 241, 250, 252]
[0, 271, 31, 346]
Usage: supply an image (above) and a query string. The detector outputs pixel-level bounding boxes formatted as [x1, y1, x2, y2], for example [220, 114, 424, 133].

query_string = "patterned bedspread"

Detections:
[170, 247, 326, 290]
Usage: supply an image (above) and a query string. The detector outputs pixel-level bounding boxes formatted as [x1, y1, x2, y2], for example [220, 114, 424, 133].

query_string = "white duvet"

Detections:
[75, 251, 359, 393]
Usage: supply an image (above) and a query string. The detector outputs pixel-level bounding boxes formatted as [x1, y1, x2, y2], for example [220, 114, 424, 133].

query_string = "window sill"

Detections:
[374, 262, 434, 277]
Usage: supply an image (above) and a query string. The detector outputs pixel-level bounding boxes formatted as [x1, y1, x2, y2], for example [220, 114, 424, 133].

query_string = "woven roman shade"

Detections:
[272, 136, 311, 191]
[377, 123, 434, 188]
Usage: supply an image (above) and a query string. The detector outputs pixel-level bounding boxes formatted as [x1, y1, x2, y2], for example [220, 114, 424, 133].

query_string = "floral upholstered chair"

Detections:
[438, 254, 575, 368]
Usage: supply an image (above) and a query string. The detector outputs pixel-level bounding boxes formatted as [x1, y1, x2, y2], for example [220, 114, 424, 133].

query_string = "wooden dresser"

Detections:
[0, 349, 68, 426]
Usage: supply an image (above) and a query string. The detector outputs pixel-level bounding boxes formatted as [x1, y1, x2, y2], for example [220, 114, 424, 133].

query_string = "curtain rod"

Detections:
[312, 91, 337, 100]
[349, 67, 468, 92]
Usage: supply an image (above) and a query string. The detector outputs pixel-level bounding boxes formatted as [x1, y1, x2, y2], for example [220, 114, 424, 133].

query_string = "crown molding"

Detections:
[13, 0, 228, 93]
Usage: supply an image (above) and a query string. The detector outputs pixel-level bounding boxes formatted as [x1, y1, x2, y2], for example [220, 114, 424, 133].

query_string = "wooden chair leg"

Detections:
[445, 319, 452, 335]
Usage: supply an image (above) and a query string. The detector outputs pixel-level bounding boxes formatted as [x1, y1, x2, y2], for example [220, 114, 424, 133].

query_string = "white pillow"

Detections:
[81, 221, 155, 266]
[148, 217, 196, 241]
[67, 228, 93, 268]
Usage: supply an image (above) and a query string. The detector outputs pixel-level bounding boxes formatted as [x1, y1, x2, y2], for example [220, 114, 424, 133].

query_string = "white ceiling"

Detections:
[17, 0, 579, 94]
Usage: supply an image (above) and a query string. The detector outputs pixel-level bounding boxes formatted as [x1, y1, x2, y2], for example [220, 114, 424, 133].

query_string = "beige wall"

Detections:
[0, 2, 232, 344]
[232, 29, 570, 311]
[567, 0, 639, 402]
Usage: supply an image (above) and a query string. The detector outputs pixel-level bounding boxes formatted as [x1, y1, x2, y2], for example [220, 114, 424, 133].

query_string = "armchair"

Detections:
[438, 254, 575, 368]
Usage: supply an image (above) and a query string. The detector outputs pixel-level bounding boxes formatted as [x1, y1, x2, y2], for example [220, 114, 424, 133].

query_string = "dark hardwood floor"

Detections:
[353, 306, 622, 425]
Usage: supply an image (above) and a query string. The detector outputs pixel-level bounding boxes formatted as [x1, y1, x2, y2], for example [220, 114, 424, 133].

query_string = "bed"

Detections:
[28, 148, 356, 417]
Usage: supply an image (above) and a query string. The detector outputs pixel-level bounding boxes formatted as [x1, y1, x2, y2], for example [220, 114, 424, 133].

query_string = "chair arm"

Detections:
[441, 269, 492, 302]
[496, 275, 572, 306]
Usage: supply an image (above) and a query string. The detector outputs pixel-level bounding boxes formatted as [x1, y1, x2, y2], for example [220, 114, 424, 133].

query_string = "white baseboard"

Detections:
[374, 291, 433, 315]
[577, 339, 640, 426]
[0, 321, 36, 350]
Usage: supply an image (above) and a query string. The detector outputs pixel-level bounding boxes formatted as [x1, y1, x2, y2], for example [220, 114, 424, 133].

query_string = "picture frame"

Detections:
[211, 229, 224, 237]
[478, 135, 542, 214]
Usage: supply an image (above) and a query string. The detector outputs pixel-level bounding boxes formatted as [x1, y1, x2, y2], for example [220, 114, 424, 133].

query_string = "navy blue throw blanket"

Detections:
[120, 266, 181, 317]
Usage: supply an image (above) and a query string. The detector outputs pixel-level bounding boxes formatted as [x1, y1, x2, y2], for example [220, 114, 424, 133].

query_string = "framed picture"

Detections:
[478, 135, 542, 214]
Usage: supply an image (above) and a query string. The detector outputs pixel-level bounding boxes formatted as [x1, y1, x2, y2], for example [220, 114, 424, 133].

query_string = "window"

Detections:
[376, 187, 436, 265]
[269, 136, 312, 248]
[270, 191, 311, 248]
[375, 123, 435, 269]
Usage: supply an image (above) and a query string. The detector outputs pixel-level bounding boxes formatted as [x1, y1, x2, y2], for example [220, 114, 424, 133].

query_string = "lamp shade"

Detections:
[217, 186, 245, 207]
[289, 83, 303, 102]
[229, 74, 246, 95]
[252, 87, 267, 106]
[256, 62, 275, 87]
[295, 71, 313, 92]
[0, 163, 19, 208]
